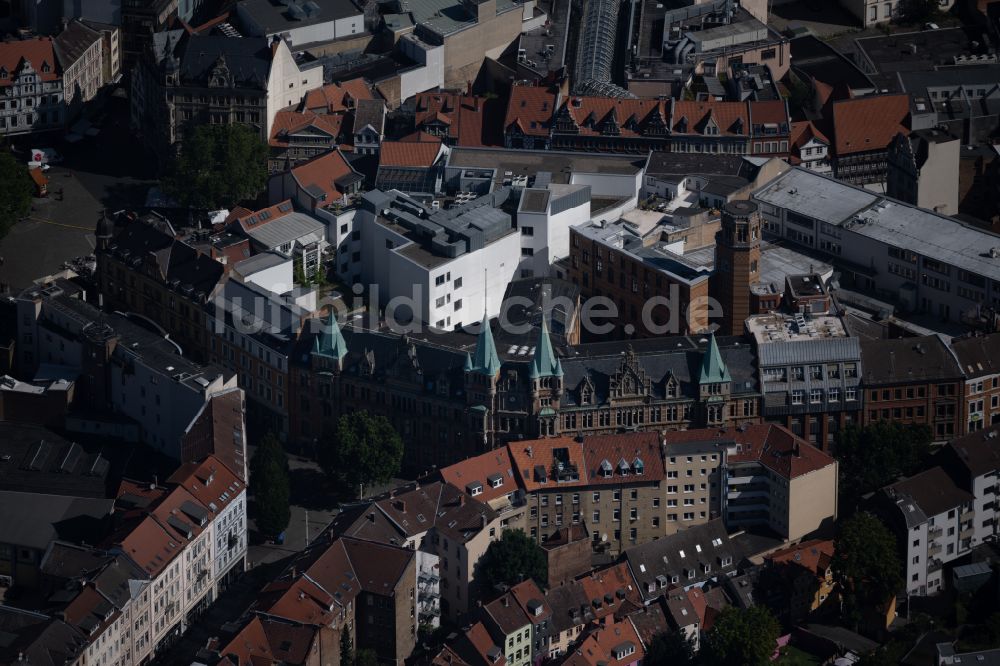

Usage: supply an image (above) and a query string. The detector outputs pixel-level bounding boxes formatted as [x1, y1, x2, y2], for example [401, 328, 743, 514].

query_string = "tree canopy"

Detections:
[835, 421, 932, 514]
[701, 606, 781, 666]
[162, 123, 268, 210]
[477, 529, 547, 591]
[0, 151, 33, 239]
[833, 512, 903, 623]
[318, 411, 403, 495]
[250, 434, 291, 537]
[900, 0, 941, 23]
[645, 630, 696, 666]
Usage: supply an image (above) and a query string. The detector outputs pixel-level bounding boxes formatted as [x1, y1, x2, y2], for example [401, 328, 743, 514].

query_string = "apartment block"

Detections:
[875, 466, 976, 596]
[16, 285, 236, 458]
[860, 335, 964, 440]
[951, 334, 1000, 432]
[724, 424, 839, 540]
[96, 212, 227, 362]
[243, 535, 418, 664]
[747, 311, 863, 450]
[325, 479, 502, 623]
[0, 37, 65, 137]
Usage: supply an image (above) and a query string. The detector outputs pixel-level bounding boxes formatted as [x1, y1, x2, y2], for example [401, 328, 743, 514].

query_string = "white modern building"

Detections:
[879, 466, 976, 597]
[515, 184, 591, 278]
[236, 0, 365, 48]
[355, 189, 521, 329]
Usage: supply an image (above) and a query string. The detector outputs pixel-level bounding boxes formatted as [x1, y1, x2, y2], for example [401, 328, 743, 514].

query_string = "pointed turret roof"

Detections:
[470, 315, 501, 376]
[313, 311, 348, 361]
[529, 319, 563, 379]
[699, 333, 731, 384]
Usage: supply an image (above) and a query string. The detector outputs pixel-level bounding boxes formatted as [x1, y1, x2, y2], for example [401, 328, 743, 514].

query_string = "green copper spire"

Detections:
[314, 310, 348, 361]
[699, 332, 731, 384]
[529, 318, 563, 379]
[463, 352, 473, 372]
[470, 315, 501, 376]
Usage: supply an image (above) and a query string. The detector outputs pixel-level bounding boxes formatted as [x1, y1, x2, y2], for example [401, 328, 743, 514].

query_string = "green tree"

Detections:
[832, 512, 903, 625]
[701, 606, 781, 666]
[900, 0, 940, 23]
[319, 411, 403, 495]
[340, 629, 354, 666]
[162, 123, 268, 209]
[0, 151, 33, 239]
[354, 649, 378, 666]
[645, 630, 696, 665]
[250, 434, 291, 537]
[835, 421, 932, 514]
[477, 529, 547, 591]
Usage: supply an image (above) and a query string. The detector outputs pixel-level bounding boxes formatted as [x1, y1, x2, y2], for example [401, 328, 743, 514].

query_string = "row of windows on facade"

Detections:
[788, 387, 858, 405]
[762, 363, 859, 382]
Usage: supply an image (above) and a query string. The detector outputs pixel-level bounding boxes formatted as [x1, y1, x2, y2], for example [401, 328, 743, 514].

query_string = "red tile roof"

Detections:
[269, 110, 344, 148]
[672, 101, 748, 136]
[0, 37, 59, 87]
[725, 424, 836, 479]
[580, 432, 666, 486]
[831, 93, 910, 156]
[289, 149, 356, 205]
[505, 85, 558, 137]
[398, 130, 442, 143]
[301, 78, 373, 114]
[509, 579, 552, 624]
[766, 538, 834, 578]
[508, 431, 665, 492]
[117, 515, 184, 577]
[558, 96, 668, 138]
[166, 454, 244, 518]
[578, 563, 643, 621]
[509, 437, 589, 492]
[440, 448, 518, 505]
[460, 622, 506, 666]
[415, 92, 492, 146]
[564, 618, 645, 666]
[219, 616, 318, 665]
[379, 139, 442, 168]
[749, 99, 790, 126]
[257, 536, 414, 629]
[790, 120, 829, 152]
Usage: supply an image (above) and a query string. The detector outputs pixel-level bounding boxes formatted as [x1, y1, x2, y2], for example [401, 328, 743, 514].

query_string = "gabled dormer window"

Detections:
[633, 458, 644, 475]
[0, 68, 7, 80]
[599, 459, 613, 478]
[41, 62, 50, 73]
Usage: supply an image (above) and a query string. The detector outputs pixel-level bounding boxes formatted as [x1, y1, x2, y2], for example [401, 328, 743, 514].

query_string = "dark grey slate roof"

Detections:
[624, 519, 740, 602]
[561, 336, 758, 407]
[178, 35, 271, 88]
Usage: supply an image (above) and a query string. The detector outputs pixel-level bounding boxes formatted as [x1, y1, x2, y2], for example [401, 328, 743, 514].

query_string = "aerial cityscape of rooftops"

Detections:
[7, 0, 1000, 663]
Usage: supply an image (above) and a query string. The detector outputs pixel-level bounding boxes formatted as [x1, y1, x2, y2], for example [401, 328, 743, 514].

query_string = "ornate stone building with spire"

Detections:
[291, 314, 761, 474]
